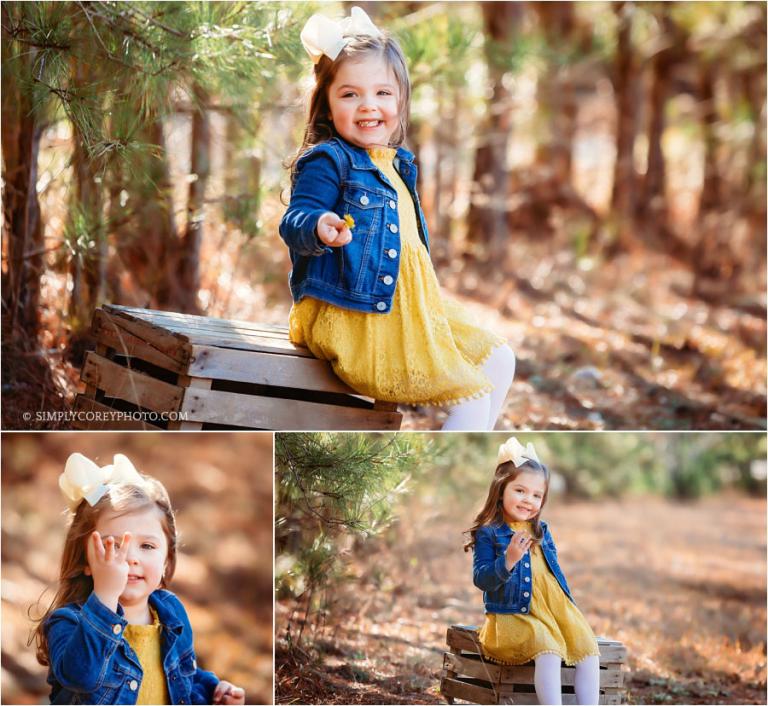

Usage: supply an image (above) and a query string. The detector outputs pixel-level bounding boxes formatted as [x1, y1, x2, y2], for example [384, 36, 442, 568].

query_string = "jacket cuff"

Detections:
[494, 554, 512, 583]
[80, 592, 128, 644]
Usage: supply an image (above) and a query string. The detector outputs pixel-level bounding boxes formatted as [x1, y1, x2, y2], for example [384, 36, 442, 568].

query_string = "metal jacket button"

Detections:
[376, 302, 387, 311]
[389, 223, 398, 233]
[360, 194, 369, 205]
[382, 275, 394, 285]
[524, 591, 530, 597]
[112, 624, 122, 635]
[521, 607, 527, 612]
[129, 680, 138, 691]
[524, 562, 530, 568]
[387, 249, 398, 258]
[389, 199, 396, 208]
[524, 576, 530, 582]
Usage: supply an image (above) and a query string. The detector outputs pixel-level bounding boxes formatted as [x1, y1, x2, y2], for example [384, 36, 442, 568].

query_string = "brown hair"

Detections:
[463, 460, 551, 552]
[289, 32, 412, 186]
[31, 476, 178, 666]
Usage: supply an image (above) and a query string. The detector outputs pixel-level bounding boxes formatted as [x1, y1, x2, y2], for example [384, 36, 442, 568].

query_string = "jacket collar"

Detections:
[330, 136, 415, 170]
[149, 589, 185, 635]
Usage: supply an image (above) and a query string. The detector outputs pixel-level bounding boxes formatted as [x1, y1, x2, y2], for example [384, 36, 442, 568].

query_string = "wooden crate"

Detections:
[440, 625, 627, 705]
[72, 304, 402, 430]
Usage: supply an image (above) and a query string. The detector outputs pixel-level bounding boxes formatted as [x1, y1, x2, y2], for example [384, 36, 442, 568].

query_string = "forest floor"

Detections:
[2, 235, 765, 431]
[275, 495, 766, 705]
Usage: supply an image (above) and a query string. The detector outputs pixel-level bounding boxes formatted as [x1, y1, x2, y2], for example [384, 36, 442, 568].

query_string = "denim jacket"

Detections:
[279, 136, 430, 314]
[45, 590, 218, 705]
[472, 520, 574, 614]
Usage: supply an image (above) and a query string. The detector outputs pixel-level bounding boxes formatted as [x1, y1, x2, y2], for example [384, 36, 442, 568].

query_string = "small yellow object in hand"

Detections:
[343, 214, 355, 229]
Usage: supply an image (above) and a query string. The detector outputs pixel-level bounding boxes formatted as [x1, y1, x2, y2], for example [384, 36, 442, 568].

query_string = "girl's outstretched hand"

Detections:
[86, 530, 132, 612]
[505, 531, 533, 570]
[317, 212, 352, 247]
[213, 681, 245, 705]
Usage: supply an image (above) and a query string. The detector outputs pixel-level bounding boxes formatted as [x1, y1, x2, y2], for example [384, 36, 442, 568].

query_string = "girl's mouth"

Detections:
[127, 575, 143, 583]
[357, 120, 383, 129]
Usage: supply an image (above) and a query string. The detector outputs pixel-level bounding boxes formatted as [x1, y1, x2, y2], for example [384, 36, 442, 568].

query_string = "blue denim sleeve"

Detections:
[472, 526, 511, 591]
[191, 667, 219, 705]
[279, 147, 341, 257]
[46, 592, 128, 692]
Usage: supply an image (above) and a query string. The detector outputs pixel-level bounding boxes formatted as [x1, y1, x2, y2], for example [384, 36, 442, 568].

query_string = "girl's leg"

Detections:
[573, 655, 600, 705]
[534, 653, 563, 705]
[482, 344, 516, 430]
[441, 395, 491, 430]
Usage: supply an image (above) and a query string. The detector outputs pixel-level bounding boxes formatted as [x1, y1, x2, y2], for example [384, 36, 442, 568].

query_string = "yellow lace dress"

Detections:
[123, 608, 170, 705]
[289, 147, 505, 405]
[478, 521, 600, 666]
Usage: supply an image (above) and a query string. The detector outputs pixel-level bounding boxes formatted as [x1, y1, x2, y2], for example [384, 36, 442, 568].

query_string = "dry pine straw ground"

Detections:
[276, 495, 766, 705]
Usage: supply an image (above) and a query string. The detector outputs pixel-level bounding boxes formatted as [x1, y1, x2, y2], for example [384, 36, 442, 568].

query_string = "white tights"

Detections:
[441, 344, 516, 430]
[534, 653, 600, 705]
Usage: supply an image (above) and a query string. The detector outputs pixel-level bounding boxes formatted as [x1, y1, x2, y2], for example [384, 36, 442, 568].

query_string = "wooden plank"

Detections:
[97, 308, 191, 363]
[444, 653, 624, 688]
[180, 388, 402, 430]
[440, 676, 499, 705]
[106, 304, 291, 335]
[374, 400, 399, 411]
[102, 305, 315, 357]
[170, 377, 212, 430]
[93, 310, 186, 373]
[81, 353, 182, 413]
[444, 653, 502, 684]
[187, 346, 358, 394]
[72, 396, 163, 430]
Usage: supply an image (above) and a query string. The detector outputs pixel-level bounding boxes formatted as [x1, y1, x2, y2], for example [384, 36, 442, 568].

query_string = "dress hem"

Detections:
[480, 648, 601, 667]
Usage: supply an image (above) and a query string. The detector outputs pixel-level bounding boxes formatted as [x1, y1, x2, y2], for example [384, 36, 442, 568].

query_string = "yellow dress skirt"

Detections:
[289, 147, 505, 406]
[478, 522, 600, 666]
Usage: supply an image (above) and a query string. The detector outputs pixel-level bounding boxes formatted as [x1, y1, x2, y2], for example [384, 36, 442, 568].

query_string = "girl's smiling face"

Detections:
[327, 54, 400, 148]
[502, 471, 547, 522]
[93, 506, 168, 609]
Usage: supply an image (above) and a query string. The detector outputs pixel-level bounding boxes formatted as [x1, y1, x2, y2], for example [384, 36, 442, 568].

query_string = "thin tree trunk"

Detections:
[697, 62, 721, 217]
[610, 1, 638, 229]
[466, 2, 522, 262]
[177, 86, 211, 314]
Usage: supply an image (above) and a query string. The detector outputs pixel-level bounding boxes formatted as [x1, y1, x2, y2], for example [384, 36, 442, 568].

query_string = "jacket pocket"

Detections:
[342, 184, 385, 292]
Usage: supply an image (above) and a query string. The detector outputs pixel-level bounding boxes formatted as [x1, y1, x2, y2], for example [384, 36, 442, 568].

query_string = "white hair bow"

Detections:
[497, 437, 540, 468]
[59, 453, 144, 511]
[300, 6, 383, 64]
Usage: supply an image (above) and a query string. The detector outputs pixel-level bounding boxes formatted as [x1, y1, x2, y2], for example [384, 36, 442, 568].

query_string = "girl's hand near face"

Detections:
[213, 681, 245, 705]
[317, 212, 352, 247]
[505, 531, 532, 570]
[86, 531, 132, 612]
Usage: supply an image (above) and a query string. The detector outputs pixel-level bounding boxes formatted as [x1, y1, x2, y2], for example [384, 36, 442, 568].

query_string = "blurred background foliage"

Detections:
[1, 432, 274, 705]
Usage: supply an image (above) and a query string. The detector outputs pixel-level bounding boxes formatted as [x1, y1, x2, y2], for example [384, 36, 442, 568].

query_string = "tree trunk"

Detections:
[176, 86, 211, 314]
[696, 62, 721, 217]
[1, 4, 43, 344]
[533, 2, 576, 185]
[610, 1, 638, 233]
[466, 2, 522, 262]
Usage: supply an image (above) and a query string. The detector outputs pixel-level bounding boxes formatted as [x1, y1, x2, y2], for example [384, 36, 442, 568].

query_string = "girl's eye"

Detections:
[141, 543, 156, 550]
[341, 92, 356, 98]
[378, 90, 392, 96]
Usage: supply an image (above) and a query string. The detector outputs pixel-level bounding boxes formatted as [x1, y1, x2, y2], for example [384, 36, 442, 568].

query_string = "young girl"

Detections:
[279, 7, 516, 430]
[465, 438, 601, 705]
[33, 453, 246, 705]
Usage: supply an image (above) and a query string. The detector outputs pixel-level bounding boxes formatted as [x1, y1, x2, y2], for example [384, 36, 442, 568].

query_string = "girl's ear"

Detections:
[84, 566, 92, 576]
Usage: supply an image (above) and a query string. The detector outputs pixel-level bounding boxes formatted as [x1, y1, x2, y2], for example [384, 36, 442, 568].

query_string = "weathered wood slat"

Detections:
[187, 346, 358, 394]
[441, 676, 622, 705]
[81, 353, 182, 412]
[180, 388, 401, 430]
[97, 309, 191, 363]
[93, 310, 187, 372]
[105, 304, 290, 336]
[442, 653, 624, 688]
[72, 396, 163, 430]
[102, 305, 309, 355]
